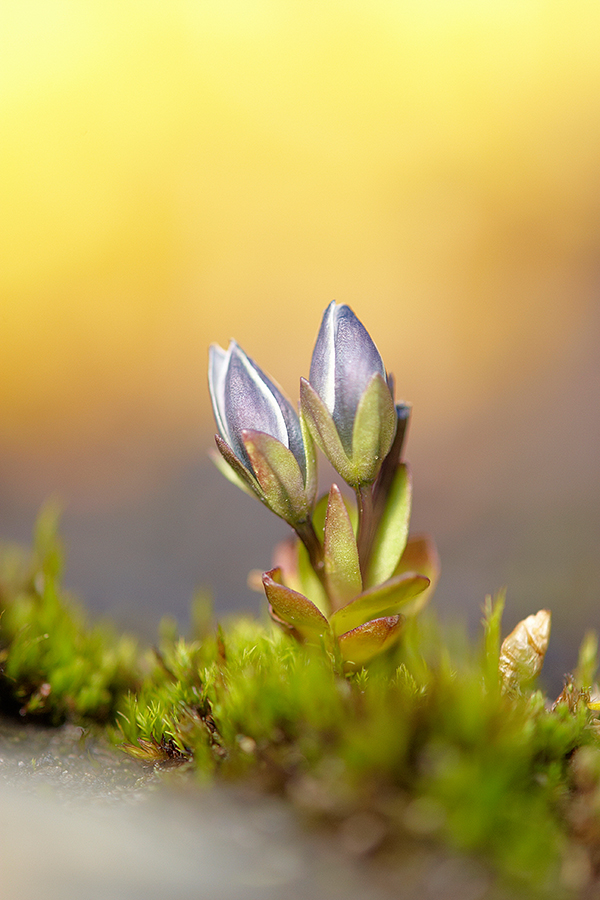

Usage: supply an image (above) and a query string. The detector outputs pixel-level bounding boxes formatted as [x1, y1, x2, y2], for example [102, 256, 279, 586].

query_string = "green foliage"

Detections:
[365, 462, 411, 587]
[1, 513, 600, 896]
[0, 506, 140, 723]
[114, 605, 600, 898]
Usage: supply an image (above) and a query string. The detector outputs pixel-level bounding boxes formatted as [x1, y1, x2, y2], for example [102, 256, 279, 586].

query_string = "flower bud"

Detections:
[209, 341, 316, 526]
[301, 302, 396, 487]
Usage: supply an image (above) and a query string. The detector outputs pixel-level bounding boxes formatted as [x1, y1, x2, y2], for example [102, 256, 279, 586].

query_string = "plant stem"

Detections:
[294, 520, 327, 587]
[372, 405, 410, 522]
[355, 483, 374, 577]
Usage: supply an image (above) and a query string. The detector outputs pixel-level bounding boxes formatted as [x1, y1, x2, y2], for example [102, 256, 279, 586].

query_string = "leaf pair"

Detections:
[262, 558, 431, 671]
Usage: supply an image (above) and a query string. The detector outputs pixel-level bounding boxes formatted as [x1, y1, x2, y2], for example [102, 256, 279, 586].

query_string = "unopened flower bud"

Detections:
[209, 341, 316, 526]
[301, 302, 396, 487]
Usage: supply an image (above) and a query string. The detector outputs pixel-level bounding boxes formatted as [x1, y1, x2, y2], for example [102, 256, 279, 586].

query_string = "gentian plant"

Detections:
[209, 302, 439, 670]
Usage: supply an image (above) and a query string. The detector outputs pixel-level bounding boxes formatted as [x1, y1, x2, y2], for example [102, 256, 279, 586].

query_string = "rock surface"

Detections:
[0, 719, 501, 900]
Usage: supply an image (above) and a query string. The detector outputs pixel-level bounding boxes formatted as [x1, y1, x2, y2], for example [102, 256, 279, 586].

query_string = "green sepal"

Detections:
[350, 373, 397, 486]
[392, 534, 440, 617]
[242, 429, 311, 526]
[338, 614, 404, 670]
[299, 409, 318, 507]
[300, 378, 354, 483]
[262, 567, 330, 643]
[329, 571, 429, 637]
[323, 484, 362, 610]
[213, 435, 265, 501]
[365, 463, 412, 588]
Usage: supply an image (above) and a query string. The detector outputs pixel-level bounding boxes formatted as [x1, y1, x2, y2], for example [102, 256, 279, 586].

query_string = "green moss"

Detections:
[1, 511, 599, 896]
[0, 506, 140, 723]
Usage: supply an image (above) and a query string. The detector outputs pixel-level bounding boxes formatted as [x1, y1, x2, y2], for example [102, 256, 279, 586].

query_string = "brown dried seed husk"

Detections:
[499, 609, 551, 688]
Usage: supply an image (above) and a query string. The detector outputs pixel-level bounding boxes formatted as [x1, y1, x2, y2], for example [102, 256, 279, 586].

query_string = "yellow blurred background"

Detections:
[2, 1, 599, 683]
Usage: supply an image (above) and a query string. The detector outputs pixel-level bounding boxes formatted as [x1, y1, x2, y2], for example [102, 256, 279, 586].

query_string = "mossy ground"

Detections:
[1, 510, 599, 898]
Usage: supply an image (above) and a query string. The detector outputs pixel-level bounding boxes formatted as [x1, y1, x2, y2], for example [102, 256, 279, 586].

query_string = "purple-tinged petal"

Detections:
[242, 348, 307, 477]
[331, 305, 386, 450]
[223, 343, 288, 467]
[208, 340, 315, 520]
[310, 303, 387, 453]
[208, 343, 231, 444]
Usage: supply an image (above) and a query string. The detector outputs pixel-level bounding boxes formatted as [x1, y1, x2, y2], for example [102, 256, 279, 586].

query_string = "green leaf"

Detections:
[300, 378, 353, 483]
[391, 534, 440, 617]
[329, 572, 429, 636]
[365, 463, 412, 588]
[243, 430, 310, 525]
[323, 484, 362, 609]
[312, 490, 357, 542]
[262, 568, 330, 643]
[338, 615, 404, 669]
[350, 373, 396, 486]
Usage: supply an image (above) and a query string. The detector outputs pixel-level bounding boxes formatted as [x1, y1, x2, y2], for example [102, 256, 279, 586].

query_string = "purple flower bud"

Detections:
[209, 341, 316, 526]
[309, 302, 388, 452]
[209, 340, 306, 476]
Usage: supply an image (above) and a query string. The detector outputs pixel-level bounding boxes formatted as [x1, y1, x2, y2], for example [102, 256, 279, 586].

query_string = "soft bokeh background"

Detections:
[2, 1, 600, 692]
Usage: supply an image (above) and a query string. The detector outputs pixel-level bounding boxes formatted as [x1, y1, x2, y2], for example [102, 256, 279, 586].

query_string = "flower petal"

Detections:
[309, 302, 387, 453]
[329, 571, 429, 636]
[308, 300, 337, 412]
[262, 568, 330, 642]
[330, 305, 387, 450]
[224, 343, 289, 465]
[208, 343, 231, 444]
[338, 615, 404, 669]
